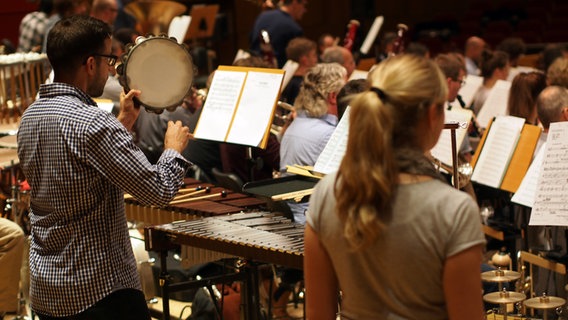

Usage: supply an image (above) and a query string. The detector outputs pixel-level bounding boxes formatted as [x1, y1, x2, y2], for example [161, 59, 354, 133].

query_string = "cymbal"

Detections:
[481, 269, 521, 282]
[524, 296, 566, 309]
[483, 291, 526, 304]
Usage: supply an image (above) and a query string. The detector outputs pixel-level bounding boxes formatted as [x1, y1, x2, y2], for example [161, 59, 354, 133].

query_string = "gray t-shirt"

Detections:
[307, 173, 486, 319]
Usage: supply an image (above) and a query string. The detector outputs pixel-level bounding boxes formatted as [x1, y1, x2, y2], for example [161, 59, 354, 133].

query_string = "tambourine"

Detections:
[117, 35, 195, 113]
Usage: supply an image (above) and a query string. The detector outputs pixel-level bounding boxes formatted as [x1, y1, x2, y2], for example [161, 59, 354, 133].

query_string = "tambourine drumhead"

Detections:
[122, 36, 194, 111]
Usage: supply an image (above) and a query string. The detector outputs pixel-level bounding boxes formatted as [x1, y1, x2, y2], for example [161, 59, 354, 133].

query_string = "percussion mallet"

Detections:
[177, 185, 206, 194]
[173, 187, 211, 201]
[169, 190, 228, 205]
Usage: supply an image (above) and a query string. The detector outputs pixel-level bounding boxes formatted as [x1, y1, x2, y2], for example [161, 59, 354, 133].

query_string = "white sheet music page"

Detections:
[476, 80, 512, 129]
[430, 108, 472, 166]
[313, 106, 351, 175]
[281, 60, 299, 93]
[511, 143, 545, 208]
[471, 115, 525, 188]
[194, 70, 246, 142]
[348, 69, 368, 81]
[226, 71, 284, 147]
[457, 75, 483, 108]
[530, 122, 568, 226]
[168, 15, 191, 44]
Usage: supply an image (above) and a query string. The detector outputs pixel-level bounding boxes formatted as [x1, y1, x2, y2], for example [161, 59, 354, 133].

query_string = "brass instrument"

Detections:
[271, 101, 294, 137]
[432, 156, 473, 190]
[124, 0, 187, 36]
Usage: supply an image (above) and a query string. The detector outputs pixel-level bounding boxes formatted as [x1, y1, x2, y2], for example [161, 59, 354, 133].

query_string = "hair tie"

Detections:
[370, 87, 387, 101]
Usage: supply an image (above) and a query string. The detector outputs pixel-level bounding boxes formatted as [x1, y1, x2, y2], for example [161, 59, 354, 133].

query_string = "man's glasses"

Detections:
[91, 54, 118, 67]
[452, 78, 466, 87]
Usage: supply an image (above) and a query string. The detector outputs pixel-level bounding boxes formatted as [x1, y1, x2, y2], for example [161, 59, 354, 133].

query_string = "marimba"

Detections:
[125, 178, 267, 226]
[145, 211, 305, 320]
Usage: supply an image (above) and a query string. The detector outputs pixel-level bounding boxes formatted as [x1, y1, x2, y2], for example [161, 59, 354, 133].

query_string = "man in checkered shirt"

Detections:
[17, 0, 52, 53]
[17, 15, 192, 319]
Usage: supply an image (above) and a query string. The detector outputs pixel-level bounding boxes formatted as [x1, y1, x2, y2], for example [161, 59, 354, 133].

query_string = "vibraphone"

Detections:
[145, 211, 305, 320]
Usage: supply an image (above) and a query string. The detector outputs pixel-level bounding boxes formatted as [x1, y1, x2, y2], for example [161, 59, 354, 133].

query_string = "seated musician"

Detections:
[280, 37, 318, 105]
[304, 54, 486, 319]
[471, 49, 510, 114]
[434, 53, 473, 162]
[507, 71, 547, 126]
[279, 62, 347, 225]
[321, 46, 355, 79]
[271, 63, 345, 318]
[530, 86, 568, 296]
[17, 15, 192, 319]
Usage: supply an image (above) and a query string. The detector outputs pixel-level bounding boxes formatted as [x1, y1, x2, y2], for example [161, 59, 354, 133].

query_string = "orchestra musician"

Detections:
[280, 62, 346, 225]
[321, 46, 355, 78]
[280, 37, 318, 105]
[434, 53, 474, 162]
[471, 50, 510, 115]
[304, 54, 485, 319]
[250, 0, 307, 68]
[464, 36, 486, 76]
[506, 71, 547, 126]
[528, 85, 568, 298]
[17, 15, 192, 319]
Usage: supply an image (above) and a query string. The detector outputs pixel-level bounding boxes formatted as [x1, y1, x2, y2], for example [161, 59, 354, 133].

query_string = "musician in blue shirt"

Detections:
[250, 0, 307, 68]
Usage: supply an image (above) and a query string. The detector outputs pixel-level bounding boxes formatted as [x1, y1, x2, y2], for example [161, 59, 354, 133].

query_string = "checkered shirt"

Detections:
[17, 83, 190, 316]
[18, 11, 49, 52]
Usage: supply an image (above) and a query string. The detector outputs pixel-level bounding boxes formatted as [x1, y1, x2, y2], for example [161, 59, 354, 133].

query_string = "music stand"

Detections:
[185, 4, 219, 41]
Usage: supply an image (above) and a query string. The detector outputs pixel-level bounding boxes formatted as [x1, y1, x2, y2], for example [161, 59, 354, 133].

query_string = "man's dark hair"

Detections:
[435, 53, 465, 80]
[47, 15, 112, 74]
[337, 78, 369, 120]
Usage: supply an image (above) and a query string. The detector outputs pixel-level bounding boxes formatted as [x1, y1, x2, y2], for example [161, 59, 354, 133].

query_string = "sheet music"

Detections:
[457, 74, 482, 108]
[430, 108, 472, 166]
[313, 106, 351, 175]
[348, 69, 368, 80]
[168, 15, 191, 44]
[194, 70, 247, 141]
[281, 60, 299, 93]
[359, 16, 384, 55]
[530, 122, 568, 226]
[511, 144, 545, 208]
[226, 71, 283, 146]
[476, 80, 512, 129]
[471, 115, 525, 188]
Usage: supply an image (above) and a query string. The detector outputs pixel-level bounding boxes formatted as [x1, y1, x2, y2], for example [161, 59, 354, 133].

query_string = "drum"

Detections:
[117, 35, 195, 114]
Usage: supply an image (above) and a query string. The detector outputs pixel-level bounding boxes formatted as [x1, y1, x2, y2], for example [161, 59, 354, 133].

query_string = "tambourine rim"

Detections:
[122, 36, 194, 111]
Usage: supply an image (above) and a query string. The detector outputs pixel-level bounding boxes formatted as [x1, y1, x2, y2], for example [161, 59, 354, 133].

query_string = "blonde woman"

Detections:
[304, 54, 485, 319]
